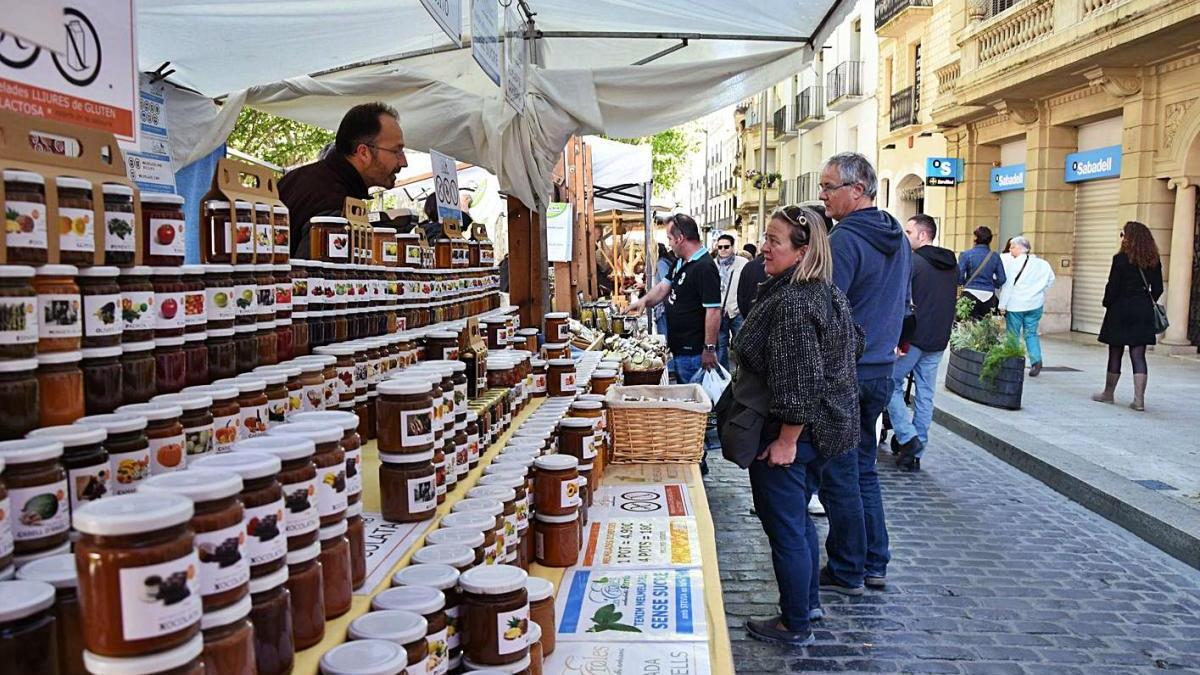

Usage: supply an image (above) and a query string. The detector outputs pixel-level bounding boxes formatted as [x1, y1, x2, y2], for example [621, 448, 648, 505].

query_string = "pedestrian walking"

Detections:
[734, 205, 862, 646]
[998, 235, 1055, 377]
[886, 214, 957, 471]
[958, 226, 1007, 319]
[817, 152, 910, 594]
[715, 233, 748, 370]
[1092, 221, 1164, 411]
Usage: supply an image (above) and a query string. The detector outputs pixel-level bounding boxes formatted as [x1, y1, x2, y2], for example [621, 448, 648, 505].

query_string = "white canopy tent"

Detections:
[139, 0, 851, 211]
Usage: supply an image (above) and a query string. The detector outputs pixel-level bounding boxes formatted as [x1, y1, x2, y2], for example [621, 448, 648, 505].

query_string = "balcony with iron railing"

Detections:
[773, 105, 797, 139]
[826, 61, 865, 111]
[875, 0, 933, 36]
[797, 172, 821, 203]
[890, 85, 919, 131]
[795, 86, 825, 129]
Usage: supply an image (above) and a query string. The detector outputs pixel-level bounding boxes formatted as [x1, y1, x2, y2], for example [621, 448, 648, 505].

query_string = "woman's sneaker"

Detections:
[746, 617, 816, 646]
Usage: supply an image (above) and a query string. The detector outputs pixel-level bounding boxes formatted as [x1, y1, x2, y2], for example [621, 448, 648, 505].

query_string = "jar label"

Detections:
[285, 388, 302, 420]
[256, 284, 274, 309]
[205, 285, 236, 322]
[183, 290, 206, 326]
[109, 447, 152, 494]
[121, 290, 155, 333]
[582, 434, 598, 460]
[148, 432, 187, 474]
[275, 283, 292, 311]
[254, 223, 272, 256]
[316, 462, 348, 517]
[149, 217, 185, 257]
[407, 474, 436, 514]
[467, 433, 480, 465]
[443, 446, 457, 487]
[559, 371, 577, 393]
[241, 403, 268, 437]
[496, 603, 530, 655]
[344, 445, 362, 496]
[38, 292, 82, 338]
[502, 512, 518, 543]
[0, 295, 37, 345]
[6, 200, 48, 249]
[531, 373, 547, 394]
[235, 220, 254, 254]
[322, 377, 337, 408]
[104, 211, 136, 252]
[155, 290, 185, 331]
[67, 459, 112, 514]
[273, 225, 289, 255]
[424, 626, 449, 675]
[267, 395, 288, 427]
[434, 457, 446, 497]
[445, 604, 461, 650]
[195, 520, 250, 598]
[327, 232, 349, 258]
[335, 365, 355, 399]
[534, 529, 544, 562]
[282, 476, 319, 536]
[184, 422, 215, 459]
[9, 479, 70, 542]
[404, 244, 422, 265]
[441, 346, 458, 361]
[481, 249, 495, 264]
[233, 283, 257, 314]
[58, 206, 96, 252]
[555, 323, 570, 342]
[454, 383, 467, 414]
[354, 361, 368, 390]
[243, 498, 287, 566]
[455, 443, 469, 477]
[514, 493, 529, 529]
[117, 550, 203, 641]
[401, 406, 435, 447]
[367, 357, 382, 385]
[213, 413, 239, 453]
[381, 241, 398, 263]
[301, 382, 325, 412]
[0, 496, 13, 560]
[562, 478, 582, 508]
[292, 278, 308, 302]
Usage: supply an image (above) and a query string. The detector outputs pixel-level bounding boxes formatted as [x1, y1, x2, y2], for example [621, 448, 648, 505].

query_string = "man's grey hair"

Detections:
[823, 152, 878, 199]
[1011, 235, 1032, 253]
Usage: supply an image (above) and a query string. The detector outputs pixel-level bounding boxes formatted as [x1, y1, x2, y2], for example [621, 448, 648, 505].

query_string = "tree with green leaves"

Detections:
[226, 108, 334, 170]
[612, 127, 697, 198]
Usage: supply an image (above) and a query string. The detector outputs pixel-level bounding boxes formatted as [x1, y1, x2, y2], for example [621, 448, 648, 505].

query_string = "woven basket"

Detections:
[604, 384, 712, 464]
[621, 367, 666, 386]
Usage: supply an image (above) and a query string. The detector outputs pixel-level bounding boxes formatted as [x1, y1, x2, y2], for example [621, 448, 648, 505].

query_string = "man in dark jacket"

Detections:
[817, 152, 910, 596]
[887, 214, 956, 471]
[735, 253, 767, 319]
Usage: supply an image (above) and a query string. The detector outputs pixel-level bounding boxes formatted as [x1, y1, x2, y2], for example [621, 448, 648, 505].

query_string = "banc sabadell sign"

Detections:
[1065, 145, 1122, 183]
[990, 164, 1025, 193]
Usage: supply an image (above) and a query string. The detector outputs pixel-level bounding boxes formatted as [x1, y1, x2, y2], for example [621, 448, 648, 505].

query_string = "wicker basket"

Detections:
[621, 367, 667, 386]
[604, 384, 712, 464]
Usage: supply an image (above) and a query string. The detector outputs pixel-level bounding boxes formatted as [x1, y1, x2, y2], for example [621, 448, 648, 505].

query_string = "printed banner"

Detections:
[603, 463, 696, 485]
[544, 642, 712, 675]
[590, 483, 693, 519]
[556, 568, 707, 641]
[581, 517, 702, 569]
[355, 511, 432, 594]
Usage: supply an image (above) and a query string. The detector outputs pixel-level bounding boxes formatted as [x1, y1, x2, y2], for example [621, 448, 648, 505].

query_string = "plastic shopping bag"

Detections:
[696, 364, 731, 407]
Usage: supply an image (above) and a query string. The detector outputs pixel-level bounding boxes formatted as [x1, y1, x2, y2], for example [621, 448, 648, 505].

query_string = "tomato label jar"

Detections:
[142, 194, 186, 265]
[233, 201, 255, 261]
[4, 170, 49, 261]
[272, 205, 290, 261]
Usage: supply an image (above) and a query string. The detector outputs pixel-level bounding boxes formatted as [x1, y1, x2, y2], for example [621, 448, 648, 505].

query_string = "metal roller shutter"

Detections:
[1071, 179, 1121, 334]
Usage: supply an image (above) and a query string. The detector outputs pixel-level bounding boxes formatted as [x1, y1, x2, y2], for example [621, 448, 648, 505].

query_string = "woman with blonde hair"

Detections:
[731, 204, 862, 645]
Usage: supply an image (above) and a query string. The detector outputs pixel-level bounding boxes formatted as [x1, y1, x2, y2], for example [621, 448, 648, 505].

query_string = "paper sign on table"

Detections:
[555, 568, 707, 641]
[544, 641, 711, 674]
[604, 463, 696, 485]
[590, 483, 692, 519]
[581, 517, 702, 569]
[354, 512, 431, 595]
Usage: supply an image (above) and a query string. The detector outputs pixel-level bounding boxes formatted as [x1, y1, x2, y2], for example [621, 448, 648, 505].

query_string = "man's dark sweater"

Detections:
[909, 245, 958, 352]
[830, 206, 911, 380]
[735, 255, 767, 318]
[279, 154, 369, 257]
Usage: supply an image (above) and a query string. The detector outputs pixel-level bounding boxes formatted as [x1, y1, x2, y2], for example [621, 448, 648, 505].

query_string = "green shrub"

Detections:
[949, 312, 1025, 386]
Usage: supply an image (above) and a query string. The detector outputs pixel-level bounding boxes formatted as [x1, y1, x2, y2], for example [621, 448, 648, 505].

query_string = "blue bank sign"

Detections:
[1065, 145, 1122, 183]
[925, 157, 962, 187]
[990, 164, 1025, 192]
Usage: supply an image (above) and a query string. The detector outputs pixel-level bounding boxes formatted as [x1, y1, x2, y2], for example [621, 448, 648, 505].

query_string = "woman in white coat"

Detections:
[998, 235, 1056, 377]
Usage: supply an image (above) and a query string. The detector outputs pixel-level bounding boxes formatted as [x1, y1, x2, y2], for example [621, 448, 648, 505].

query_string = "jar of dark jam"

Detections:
[55, 176, 96, 266]
[150, 392, 216, 462]
[141, 193, 186, 267]
[0, 579, 59, 674]
[234, 324, 259, 374]
[206, 327, 237, 381]
[290, 313, 309, 357]
[248, 566, 294, 675]
[255, 263, 276, 323]
[233, 202, 255, 265]
[15, 553, 85, 675]
[204, 264, 235, 330]
[0, 438, 69, 556]
[117, 266, 155, 343]
[180, 264, 207, 335]
[120, 340, 156, 405]
[253, 204, 273, 263]
[232, 265, 257, 326]
[150, 268, 186, 339]
[0, 358, 39, 441]
[318, 520, 352, 620]
[271, 205, 290, 264]
[273, 264, 291, 319]
[458, 564, 530, 666]
[183, 331, 209, 388]
[190, 451, 287, 578]
[200, 594, 256, 675]
[0, 265, 37, 360]
[4, 170, 49, 264]
[154, 335, 187, 395]
[284, 541, 324, 650]
[234, 435, 319, 550]
[345, 500, 366, 589]
[203, 200, 233, 264]
[100, 183, 136, 266]
[81, 345, 123, 415]
[256, 320, 278, 367]
[78, 266, 123, 348]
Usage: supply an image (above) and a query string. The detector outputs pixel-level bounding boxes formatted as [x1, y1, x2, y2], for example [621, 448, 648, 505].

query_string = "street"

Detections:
[705, 424, 1200, 675]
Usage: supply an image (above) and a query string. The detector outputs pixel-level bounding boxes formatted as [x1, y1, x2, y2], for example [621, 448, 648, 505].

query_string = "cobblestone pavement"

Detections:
[704, 424, 1200, 674]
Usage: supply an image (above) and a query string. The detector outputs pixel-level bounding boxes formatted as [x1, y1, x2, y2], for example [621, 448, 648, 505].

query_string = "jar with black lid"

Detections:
[231, 265, 257, 326]
[0, 265, 38, 359]
[78, 266, 122, 348]
[183, 331, 209, 388]
[100, 183, 136, 266]
[55, 176, 96, 266]
[204, 264, 235, 330]
[81, 346, 123, 415]
[4, 170, 49, 264]
[234, 324, 259, 373]
[206, 327, 237, 381]
[0, 438, 70, 555]
[141, 193, 186, 267]
[180, 264, 206, 335]
[117, 266, 155, 343]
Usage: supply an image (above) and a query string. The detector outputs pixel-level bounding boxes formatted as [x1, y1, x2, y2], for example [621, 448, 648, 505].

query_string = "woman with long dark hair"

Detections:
[1092, 221, 1164, 411]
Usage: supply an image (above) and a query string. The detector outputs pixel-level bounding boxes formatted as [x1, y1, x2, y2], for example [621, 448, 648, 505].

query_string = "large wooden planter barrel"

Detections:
[945, 347, 1025, 410]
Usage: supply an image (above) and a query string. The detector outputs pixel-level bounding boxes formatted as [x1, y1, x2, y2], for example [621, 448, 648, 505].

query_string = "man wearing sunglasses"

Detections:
[281, 101, 408, 255]
[714, 233, 748, 370]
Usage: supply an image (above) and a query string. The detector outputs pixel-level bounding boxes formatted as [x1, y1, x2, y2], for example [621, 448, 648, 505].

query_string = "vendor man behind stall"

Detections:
[279, 102, 407, 256]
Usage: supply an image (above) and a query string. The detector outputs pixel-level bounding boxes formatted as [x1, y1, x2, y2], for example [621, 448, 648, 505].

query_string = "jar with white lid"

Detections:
[247, 564, 293, 675]
[458, 564, 529, 666]
[14, 552, 85, 674]
[190, 451, 287, 579]
[372, 584, 448, 672]
[200, 593, 255, 675]
[232, 435, 320, 550]
[348, 609, 431, 673]
[320, 638, 408, 675]
[82, 633, 205, 675]
[0, 438, 69, 556]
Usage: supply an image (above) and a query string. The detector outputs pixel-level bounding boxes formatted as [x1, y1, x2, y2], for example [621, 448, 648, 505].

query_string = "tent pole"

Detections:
[643, 180, 653, 320]
[757, 91, 767, 245]
[536, 30, 808, 43]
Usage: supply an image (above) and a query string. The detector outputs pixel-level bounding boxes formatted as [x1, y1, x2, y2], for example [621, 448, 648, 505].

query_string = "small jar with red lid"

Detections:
[151, 267, 186, 339]
[141, 193, 187, 267]
[78, 266, 123, 348]
[234, 435, 319, 551]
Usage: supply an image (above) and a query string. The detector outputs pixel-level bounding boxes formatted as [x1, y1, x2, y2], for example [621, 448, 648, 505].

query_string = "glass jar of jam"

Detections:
[290, 312, 309, 358]
[273, 265, 291, 320]
[83, 634, 205, 674]
[75, 413, 150, 496]
[119, 340, 155, 405]
[252, 205, 272, 262]
[459, 564, 529, 666]
[181, 384, 240, 455]
[284, 541, 324, 650]
[200, 594, 255, 675]
[271, 206, 290, 263]
[139, 469, 250, 612]
[379, 450, 435, 523]
[214, 377, 268, 439]
[231, 265, 257, 326]
[78, 266, 122, 348]
[376, 379, 435, 455]
[254, 263, 276, 323]
[532, 455, 579, 517]
[267, 422, 347, 530]
[150, 392, 215, 462]
[153, 336, 187, 395]
[25, 423, 110, 521]
[534, 510, 579, 567]
[202, 200, 232, 264]
[526, 576, 555, 657]
[36, 350, 84, 427]
[589, 368, 618, 396]
[117, 266, 155, 343]
[142, 194, 186, 267]
[392, 562, 463, 655]
[557, 417, 596, 465]
[347, 610, 430, 672]
[234, 435, 319, 550]
[233, 324, 259, 374]
[440, 510, 498, 566]
[541, 343, 568, 360]
[0, 266, 37, 360]
[202, 264, 235, 331]
[315, 345, 356, 408]
[247, 566, 294, 675]
[318, 520, 352, 620]
[99, 183, 136, 266]
[465, 411, 481, 468]
[182, 331, 209, 388]
[514, 328, 537, 353]
[255, 320, 279, 368]
[200, 328, 233, 381]
[468, 485, 518, 564]
[179, 265, 206, 335]
[0, 439, 69, 556]
[542, 312, 569, 344]
[0, 358, 39, 441]
[371, 584, 448, 668]
[372, 227, 398, 267]
[256, 364, 302, 422]
[150, 268, 186, 339]
[190, 451, 287, 579]
[15, 553, 83, 674]
[288, 410, 361, 505]
[0, 579, 58, 673]
[232, 201, 255, 265]
[292, 359, 325, 413]
[311, 216, 350, 263]
[528, 359, 547, 398]
[547, 359, 576, 398]
[292, 354, 337, 411]
[4, 171, 49, 264]
[479, 471, 529, 534]
[80, 346, 123, 415]
[115, 402, 186, 475]
[35, 264, 81, 353]
[55, 177, 96, 266]
[73, 492, 202, 657]
[425, 330, 460, 361]
[320, 639, 408, 675]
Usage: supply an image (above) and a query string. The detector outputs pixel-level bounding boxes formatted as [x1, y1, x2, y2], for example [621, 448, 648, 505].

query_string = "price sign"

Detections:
[471, 0, 501, 86]
[431, 149, 462, 237]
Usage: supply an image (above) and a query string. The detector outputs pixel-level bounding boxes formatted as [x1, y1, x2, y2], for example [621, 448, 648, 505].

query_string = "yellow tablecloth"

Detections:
[293, 397, 734, 675]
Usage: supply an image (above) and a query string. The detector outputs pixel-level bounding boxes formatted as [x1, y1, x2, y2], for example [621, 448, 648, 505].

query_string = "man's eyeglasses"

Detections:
[365, 144, 406, 158]
[818, 181, 855, 194]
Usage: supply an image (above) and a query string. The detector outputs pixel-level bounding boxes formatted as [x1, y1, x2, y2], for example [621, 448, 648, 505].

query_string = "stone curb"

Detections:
[932, 393, 1200, 571]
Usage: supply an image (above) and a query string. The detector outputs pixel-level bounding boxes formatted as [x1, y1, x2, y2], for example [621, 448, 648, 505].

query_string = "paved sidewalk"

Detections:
[706, 425, 1200, 675]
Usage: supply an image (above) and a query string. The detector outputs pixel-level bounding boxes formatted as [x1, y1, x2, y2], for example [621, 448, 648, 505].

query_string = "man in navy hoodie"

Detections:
[817, 152, 911, 595]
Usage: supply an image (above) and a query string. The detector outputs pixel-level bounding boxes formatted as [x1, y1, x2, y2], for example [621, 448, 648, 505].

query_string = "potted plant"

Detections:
[945, 297, 1027, 409]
